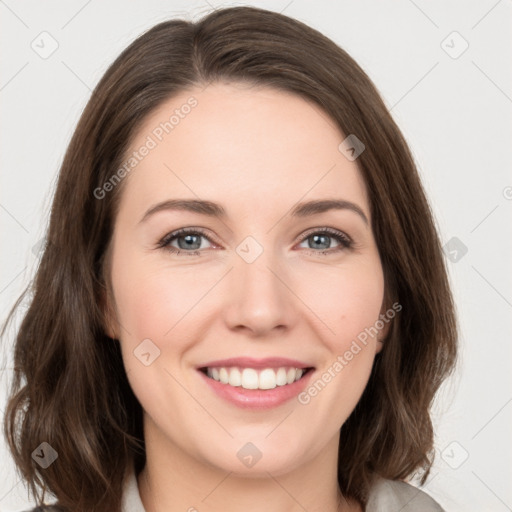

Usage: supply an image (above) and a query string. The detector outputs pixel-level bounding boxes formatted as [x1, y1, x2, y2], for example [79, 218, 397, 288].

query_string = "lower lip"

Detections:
[198, 369, 314, 410]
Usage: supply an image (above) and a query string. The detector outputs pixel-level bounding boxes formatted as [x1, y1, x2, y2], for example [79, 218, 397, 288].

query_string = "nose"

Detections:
[222, 248, 296, 337]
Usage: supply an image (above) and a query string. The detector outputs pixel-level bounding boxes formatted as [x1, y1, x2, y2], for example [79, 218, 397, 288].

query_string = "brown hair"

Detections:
[2, 6, 457, 511]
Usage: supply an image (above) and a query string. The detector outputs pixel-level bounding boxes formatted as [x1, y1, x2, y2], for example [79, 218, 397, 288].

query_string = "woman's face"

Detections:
[106, 82, 387, 476]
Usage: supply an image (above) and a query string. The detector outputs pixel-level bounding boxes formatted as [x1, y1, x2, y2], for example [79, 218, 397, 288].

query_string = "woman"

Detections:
[3, 6, 457, 511]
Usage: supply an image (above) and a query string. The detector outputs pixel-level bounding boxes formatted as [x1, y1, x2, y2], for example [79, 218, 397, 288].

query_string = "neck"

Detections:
[137, 416, 361, 512]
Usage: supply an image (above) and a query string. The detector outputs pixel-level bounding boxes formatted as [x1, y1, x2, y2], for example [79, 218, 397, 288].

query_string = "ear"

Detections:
[100, 285, 119, 340]
[375, 303, 392, 354]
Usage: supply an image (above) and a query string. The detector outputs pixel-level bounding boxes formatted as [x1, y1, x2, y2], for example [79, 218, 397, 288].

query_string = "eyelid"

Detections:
[157, 227, 218, 249]
[158, 226, 353, 248]
[294, 226, 352, 245]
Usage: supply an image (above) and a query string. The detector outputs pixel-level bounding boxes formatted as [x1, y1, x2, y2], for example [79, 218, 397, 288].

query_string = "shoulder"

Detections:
[367, 477, 445, 511]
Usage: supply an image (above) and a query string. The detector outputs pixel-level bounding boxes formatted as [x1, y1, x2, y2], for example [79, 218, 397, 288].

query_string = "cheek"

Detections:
[113, 249, 384, 349]
[295, 255, 385, 346]
[111, 254, 203, 341]
[294, 260, 383, 422]
[111, 262, 201, 413]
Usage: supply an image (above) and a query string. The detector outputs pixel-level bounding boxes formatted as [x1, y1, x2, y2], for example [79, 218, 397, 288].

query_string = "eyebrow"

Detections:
[139, 198, 368, 225]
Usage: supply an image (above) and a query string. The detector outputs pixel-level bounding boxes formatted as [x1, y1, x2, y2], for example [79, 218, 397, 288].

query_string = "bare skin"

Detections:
[105, 81, 388, 512]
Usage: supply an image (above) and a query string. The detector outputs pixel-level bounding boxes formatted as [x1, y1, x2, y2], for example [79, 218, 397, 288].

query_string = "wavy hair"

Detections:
[2, 6, 457, 511]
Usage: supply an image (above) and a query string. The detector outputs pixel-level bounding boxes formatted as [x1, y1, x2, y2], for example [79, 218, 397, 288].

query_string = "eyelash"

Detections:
[157, 227, 353, 257]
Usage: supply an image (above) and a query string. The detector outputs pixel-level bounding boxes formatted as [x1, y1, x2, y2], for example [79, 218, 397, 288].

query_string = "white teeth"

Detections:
[219, 368, 229, 384]
[276, 367, 288, 386]
[241, 368, 259, 389]
[228, 367, 242, 387]
[204, 366, 308, 390]
[259, 369, 277, 389]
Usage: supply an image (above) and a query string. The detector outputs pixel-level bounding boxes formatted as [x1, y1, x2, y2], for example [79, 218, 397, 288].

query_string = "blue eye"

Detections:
[158, 228, 213, 256]
[158, 227, 353, 256]
[297, 228, 353, 255]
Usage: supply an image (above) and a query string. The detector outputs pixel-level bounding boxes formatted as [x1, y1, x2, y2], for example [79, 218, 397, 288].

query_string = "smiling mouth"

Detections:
[198, 366, 315, 390]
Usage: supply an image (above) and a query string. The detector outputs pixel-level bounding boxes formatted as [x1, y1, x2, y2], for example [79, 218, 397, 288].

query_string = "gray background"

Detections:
[1, 1, 511, 510]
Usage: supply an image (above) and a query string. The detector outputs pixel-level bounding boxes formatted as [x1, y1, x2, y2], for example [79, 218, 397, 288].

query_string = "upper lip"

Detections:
[197, 357, 314, 370]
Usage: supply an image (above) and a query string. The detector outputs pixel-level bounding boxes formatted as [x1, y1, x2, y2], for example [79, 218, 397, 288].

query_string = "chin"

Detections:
[197, 436, 309, 477]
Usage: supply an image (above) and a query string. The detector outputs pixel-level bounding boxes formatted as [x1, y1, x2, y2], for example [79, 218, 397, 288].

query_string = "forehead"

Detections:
[117, 82, 369, 220]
